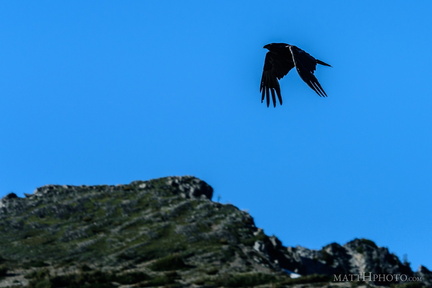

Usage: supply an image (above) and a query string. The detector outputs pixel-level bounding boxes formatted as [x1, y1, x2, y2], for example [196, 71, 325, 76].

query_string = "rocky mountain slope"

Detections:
[0, 176, 430, 287]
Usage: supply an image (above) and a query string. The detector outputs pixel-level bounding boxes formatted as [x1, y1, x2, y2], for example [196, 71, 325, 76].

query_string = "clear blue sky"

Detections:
[1, 1, 431, 270]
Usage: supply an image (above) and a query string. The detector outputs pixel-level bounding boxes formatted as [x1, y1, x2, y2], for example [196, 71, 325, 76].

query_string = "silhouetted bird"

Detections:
[260, 43, 331, 107]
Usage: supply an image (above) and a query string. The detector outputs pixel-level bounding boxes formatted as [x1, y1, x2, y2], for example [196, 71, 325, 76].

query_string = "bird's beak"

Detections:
[263, 44, 269, 49]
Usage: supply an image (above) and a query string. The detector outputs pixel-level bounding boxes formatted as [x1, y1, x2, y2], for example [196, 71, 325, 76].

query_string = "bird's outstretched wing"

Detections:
[289, 45, 330, 97]
[260, 51, 294, 107]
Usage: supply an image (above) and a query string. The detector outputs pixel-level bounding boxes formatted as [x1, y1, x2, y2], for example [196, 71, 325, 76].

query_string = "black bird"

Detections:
[260, 43, 331, 107]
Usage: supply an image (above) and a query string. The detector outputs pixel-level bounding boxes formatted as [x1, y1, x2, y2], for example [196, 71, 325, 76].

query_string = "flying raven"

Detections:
[260, 43, 331, 107]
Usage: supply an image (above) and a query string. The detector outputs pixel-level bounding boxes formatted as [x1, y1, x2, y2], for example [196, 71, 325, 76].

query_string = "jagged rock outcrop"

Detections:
[0, 176, 430, 287]
[279, 239, 416, 285]
[417, 265, 432, 287]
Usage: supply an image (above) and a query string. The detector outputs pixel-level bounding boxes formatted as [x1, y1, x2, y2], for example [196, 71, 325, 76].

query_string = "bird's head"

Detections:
[263, 43, 290, 51]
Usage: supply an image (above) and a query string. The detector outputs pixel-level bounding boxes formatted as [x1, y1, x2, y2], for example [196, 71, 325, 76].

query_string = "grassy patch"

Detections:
[25, 268, 151, 288]
[215, 273, 278, 287]
[149, 254, 190, 271]
[280, 274, 332, 285]
[0, 265, 8, 277]
[141, 272, 180, 287]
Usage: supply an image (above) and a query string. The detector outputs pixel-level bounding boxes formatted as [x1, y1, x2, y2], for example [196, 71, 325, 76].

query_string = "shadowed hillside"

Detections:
[0, 176, 430, 287]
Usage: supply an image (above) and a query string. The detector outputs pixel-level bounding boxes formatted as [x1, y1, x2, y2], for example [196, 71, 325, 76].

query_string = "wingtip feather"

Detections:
[317, 59, 332, 67]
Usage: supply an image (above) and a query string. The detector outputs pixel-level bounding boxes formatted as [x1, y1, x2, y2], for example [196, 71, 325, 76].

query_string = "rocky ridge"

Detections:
[0, 176, 430, 287]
